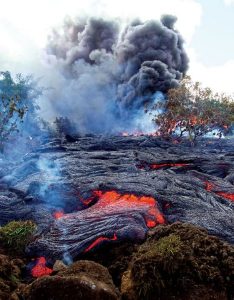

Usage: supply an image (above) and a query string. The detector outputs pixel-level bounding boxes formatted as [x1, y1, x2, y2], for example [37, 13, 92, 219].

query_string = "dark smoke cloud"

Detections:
[47, 18, 119, 70]
[45, 15, 188, 133]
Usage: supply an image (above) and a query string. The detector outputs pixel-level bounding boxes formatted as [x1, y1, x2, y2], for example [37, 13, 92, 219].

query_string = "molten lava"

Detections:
[216, 192, 234, 202]
[150, 163, 190, 170]
[91, 190, 165, 229]
[205, 181, 214, 192]
[53, 210, 64, 219]
[84, 233, 117, 252]
[79, 190, 165, 253]
[205, 181, 234, 202]
[31, 257, 53, 278]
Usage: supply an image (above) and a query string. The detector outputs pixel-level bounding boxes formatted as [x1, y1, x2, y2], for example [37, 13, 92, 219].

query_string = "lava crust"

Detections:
[0, 136, 233, 260]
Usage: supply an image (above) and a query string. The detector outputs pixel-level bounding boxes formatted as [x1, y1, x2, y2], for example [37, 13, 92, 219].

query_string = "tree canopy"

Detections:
[0, 71, 41, 151]
[153, 76, 234, 143]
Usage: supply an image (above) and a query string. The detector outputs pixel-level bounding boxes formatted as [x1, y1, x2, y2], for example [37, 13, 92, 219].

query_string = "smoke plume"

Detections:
[45, 15, 188, 134]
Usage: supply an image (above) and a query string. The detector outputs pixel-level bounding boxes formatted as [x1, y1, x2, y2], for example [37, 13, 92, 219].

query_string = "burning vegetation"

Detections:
[153, 76, 234, 143]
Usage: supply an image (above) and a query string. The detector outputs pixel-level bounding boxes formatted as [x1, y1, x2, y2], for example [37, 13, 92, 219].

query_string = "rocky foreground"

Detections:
[0, 135, 234, 299]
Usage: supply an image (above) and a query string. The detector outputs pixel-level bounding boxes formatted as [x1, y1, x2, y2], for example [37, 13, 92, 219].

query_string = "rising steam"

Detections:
[44, 15, 188, 134]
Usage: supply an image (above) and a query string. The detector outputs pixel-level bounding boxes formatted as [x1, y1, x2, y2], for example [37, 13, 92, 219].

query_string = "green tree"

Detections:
[153, 76, 234, 143]
[0, 71, 41, 152]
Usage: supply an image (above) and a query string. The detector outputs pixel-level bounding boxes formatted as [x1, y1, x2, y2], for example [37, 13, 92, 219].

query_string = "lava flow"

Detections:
[26, 189, 166, 259]
[84, 233, 118, 253]
[53, 210, 65, 219]
[216, 192, 234, 202]
[82, 191, 165, 253]
[31, 257, 53, 278]
[138, 162, 190, 170]
[91, 190, 165, 228]
[205, 181, 234, 202]
[150, 163, 190, 170]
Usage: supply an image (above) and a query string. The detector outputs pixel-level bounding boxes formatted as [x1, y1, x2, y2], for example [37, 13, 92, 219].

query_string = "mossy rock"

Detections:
[0, 220, 36, 254]
[0, 254, 25, 299]
[121, 222, 234, 300]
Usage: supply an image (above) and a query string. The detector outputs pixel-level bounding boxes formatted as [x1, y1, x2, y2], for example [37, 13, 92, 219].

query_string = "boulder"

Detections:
[121, 223, 234, 300]
[23, 260, 120, 300]
[53, 260, 67, 272]
[0, 254, 24, 300]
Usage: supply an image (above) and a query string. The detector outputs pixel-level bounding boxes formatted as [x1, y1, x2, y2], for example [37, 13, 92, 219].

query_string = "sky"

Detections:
[0, 0, 234, 95]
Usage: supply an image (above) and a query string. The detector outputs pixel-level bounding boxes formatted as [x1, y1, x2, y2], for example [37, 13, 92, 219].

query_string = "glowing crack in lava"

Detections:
[138, 162, 190, 170]
[205, 181, 214, 192]
[31, 257, 53, 278]
[215, 192, 234, 202]
[84, 233, 118, 253]
[27, 190, 165, 259]
[53, 210, 65, 219]
[205, 181, 234, 202]
[150, 163, 190, 170]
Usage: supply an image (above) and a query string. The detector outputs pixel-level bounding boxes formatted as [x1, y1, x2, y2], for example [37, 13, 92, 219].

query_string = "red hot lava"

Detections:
[84, 233, 117, 253]
[49, 190, 165, 254]
[138, 162, 190, 170]
[53, 210, 65, 219]
[150, 163, 190, 170]
[31, 257, 53, 278]
[205, 181, 234, 202]
[91, 190, 165, 228]
[216, 192, 234, 202]
[205, 181, 214, 191]
[82, 190, 165, 253]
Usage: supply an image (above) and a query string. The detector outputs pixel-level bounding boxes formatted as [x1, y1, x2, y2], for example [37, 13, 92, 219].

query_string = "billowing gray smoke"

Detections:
[45, 15, 188, 134]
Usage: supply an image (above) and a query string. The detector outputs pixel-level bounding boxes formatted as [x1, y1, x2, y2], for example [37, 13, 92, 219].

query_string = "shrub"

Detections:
[53, 117, 76, 137]
[0, 220, 37, 254]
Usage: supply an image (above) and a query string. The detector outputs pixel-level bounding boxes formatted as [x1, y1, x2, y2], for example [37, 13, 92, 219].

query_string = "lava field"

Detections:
[0, 136, 233, 260]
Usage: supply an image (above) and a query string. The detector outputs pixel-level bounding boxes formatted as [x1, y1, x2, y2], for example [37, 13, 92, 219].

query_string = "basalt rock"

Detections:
[121, 222, 234, 300]
[23, 260, 120, 300]
[0, 136, 233, 260]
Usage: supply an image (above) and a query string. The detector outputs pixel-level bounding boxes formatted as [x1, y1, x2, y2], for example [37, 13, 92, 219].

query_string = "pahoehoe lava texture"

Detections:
[0, 136, 233, 260]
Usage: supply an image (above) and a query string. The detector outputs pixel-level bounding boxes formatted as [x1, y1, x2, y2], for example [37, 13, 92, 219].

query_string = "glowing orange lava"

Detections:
[92, 190, 165, 228]
[216, 192, 234, 202]
[150, 163, 190, 170]
[31, 257, 53, 278]
[82, 190, 165, 253]
[53, 210, 65, 219]
[205, 181, 234, 202]
[205, 181, 214, 191]
[84, 233, 118, 252]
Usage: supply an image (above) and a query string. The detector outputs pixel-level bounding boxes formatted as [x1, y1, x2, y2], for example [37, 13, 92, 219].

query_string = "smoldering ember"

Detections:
[0, 13, 234, 300]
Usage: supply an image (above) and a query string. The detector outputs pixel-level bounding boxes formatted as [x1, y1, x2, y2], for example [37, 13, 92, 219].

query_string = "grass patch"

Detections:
[0, 220, 36, 254]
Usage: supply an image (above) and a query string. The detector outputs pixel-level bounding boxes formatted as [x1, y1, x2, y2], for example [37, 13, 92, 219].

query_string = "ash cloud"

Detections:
[45, 15, 188, 134]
